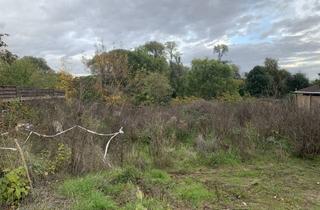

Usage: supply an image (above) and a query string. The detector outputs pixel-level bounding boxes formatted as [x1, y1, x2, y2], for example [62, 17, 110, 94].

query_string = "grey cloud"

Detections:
[0, 0, 319, 78]
[227, 37, 320, 78]
[263, 15, 320, 38]
[185, 34, 320, 79]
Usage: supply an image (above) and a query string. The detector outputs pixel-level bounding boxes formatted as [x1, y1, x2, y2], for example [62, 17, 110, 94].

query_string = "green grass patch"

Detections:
[102, 182, 133, 197]
[174, 178, 215, 207]
[144, 169, 171, 185]
[58, 174, 118, 210]
[50, 156, 320, 210]
[122, 197, 169, 210]
[169, 145, 199, 174]
[111, 166, 142, 184]
[58, 174, 104, 197]
[72, 191, 117, 210]
[199, 150, 241, 167]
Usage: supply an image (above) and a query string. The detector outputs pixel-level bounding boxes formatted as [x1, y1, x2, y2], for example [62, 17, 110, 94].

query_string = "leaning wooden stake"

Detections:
[14, 139, 33, 191]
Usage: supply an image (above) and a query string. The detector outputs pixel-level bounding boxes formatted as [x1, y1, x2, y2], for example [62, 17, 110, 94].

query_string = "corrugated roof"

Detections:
[295, 85, 320, 94]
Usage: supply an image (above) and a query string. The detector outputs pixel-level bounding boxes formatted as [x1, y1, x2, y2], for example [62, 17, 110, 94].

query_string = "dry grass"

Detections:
[1, 98, 320, 182]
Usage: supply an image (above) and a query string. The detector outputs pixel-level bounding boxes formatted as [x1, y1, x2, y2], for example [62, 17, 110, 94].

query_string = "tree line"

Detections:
[0, 34, 314, 104]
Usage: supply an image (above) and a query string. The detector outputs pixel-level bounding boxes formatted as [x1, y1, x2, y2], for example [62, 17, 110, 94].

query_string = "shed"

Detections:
[294, 85, 320, 110]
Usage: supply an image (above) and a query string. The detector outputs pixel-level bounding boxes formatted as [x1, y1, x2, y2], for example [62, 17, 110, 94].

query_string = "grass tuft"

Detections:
[58, 174, 103, 197]
[73, 191, 117, 210]
[111, 166, 142, 184]
[144, 169, 171, 185]
[174, 178, 215, 207]
[199, 150, 241, 167]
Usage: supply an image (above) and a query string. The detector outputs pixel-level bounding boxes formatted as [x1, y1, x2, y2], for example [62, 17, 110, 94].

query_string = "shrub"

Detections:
[217, 92, 242, 102]
[170, 96, 200, 105]
[184, 58, 240, 99]
[128, 72, 173, 105]
[1, 100, 37, 130]
[0, 167, 30, 206]
[282, 108, 320, 157]
[0, 57, 58, 89]
[143, 116, 175, 168]
[32, 143, 72, 177]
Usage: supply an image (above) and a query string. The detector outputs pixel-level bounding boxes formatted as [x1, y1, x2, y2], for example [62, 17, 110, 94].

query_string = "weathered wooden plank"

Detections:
[0, 92, 17, 95]
[0, 88, 16, 91]
[0, 95, 15, 98]
[0, 86, 65, 101]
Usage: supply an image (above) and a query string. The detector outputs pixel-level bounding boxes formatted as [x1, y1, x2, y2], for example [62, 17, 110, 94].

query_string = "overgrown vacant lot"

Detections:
[1, 99, 320, 209]
[22, 156, 320, 210]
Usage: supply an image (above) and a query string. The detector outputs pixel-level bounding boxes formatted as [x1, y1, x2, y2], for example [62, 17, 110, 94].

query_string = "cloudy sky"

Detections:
[1, 0, 320, 78]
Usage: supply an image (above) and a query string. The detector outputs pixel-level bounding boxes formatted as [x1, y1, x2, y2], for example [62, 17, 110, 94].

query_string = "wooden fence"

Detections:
[0, 86, 65, 101]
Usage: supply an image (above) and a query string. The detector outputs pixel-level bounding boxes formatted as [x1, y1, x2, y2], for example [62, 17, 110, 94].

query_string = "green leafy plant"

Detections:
[32, 143, 72, 176]
[0, 167, 30, 206]
[53, 143, 72, 172]
[1, 100, 37, 130]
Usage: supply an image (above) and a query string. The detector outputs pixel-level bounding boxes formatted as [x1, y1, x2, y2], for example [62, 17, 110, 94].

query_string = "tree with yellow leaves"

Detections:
[56, 71, 76, 99]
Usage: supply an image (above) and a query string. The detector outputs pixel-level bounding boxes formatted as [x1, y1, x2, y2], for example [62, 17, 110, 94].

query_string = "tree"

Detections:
[0, 33, 17, 64]
[245, 66, 273, 97]
[287, 73, 309, 91]
[86, 42, 172, 103]
[56, 71, 76, 99]
[142, 41, 165, 58]
[230, 64, 241, 79]
[165, 41, 178, 62]
[20, 56, 52, 73]
[264, 57, 279, 72]
[0, 58, 57, 88]
[213, 44, 229, 61]
[87, 49, 129, 95]
[164, 41, 186, 97]
[312, 73, 320, 86]
[184, 58, 239, 99]
[168, 62, 186, 97]
[0, 33, 9, 48]
[264, 58, 291, 97]
[0, 50, 18, 64]
[73, 75, 104, 103]
[245, 58, 295, 98]
[128, 71, 172, 105]
[128, 45, 169, 75]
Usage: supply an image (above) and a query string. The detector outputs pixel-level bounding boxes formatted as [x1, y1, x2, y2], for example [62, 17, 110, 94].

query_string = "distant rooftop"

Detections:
[295, 85, 320, 94]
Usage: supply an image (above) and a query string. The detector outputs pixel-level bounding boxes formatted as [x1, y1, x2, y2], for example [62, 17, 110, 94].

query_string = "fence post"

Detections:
[14, 139, 33, 191]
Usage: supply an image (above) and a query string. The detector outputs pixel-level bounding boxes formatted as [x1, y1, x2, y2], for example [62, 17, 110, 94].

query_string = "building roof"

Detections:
[295, 85, 320, 94]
